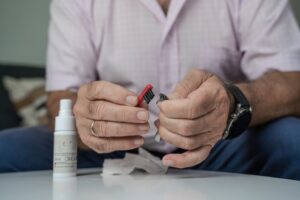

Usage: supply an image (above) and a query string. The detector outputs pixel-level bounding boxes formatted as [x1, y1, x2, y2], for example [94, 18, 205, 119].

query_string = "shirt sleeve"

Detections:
[239, 0, 300, 80]
[46, 0, 98, 91]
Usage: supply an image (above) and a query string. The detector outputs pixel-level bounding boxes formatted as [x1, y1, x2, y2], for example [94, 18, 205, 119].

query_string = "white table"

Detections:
[0, 168, 299, 200]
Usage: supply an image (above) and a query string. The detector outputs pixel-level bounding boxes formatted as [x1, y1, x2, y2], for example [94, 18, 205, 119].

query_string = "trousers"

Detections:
[0, 117, 299, 180]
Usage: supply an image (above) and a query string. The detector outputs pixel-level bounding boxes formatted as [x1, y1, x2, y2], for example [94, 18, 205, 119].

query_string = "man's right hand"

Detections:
[73, 81, 149, 153]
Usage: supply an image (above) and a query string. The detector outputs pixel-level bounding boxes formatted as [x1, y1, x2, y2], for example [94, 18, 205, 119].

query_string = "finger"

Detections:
[159, 111, 226, 136]
[80, 100, 149, 123]
[81, 118, 149, 137]
[80, 131, 144, 153]
[162, 145, 212, 168]
[168, 69, 212, 99]
[158, 94, 215, 119]
[90, 136, 144, 153]
[80, 81, 138, 106]
[158, 125, 216, 150]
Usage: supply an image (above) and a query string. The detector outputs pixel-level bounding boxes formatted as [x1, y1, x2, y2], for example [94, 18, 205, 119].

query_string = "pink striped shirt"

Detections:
[46, 0, 300, 152]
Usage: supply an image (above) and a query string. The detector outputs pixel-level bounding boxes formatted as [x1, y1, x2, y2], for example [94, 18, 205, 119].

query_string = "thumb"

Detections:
[169, 69, 212, 99]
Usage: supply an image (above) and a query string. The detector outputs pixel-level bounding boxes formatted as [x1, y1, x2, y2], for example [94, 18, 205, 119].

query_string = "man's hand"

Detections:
[157, 69, 234, 168]
[73, 81, 150, 153]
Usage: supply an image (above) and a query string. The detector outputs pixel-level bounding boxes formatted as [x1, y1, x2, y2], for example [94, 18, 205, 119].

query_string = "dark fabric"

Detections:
[0, 117, 299, 181]
[0, 126, 124, 172]
[195, 117, 300, 180]
[0, 64, 45, 130]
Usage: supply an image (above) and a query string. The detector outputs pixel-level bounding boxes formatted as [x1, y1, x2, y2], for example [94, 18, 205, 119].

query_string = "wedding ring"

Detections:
[90, 120, 97, 136]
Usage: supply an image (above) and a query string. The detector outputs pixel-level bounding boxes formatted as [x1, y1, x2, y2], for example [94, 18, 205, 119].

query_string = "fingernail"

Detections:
[137, 111, 149, 121]
[163, 160, 173, 167]
[126, 96, 137, 106]
[138, 124, 149, 131]
[134, 139, 144, 146]
[154, 133, 161, 142]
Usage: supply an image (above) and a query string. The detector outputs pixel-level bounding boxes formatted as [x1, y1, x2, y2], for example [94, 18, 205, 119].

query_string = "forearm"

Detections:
[237, 71, 300, 127]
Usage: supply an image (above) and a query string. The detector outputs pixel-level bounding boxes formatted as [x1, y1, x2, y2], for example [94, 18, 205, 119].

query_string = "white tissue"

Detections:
[102, 148, 168, 175]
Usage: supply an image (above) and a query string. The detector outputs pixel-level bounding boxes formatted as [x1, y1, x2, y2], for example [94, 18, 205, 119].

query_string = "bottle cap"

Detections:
[59, 99, 73, 116]
[55, 99, 75, 131]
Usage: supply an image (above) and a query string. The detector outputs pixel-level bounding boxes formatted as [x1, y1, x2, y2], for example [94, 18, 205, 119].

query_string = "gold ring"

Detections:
[90, 120, 97, 136]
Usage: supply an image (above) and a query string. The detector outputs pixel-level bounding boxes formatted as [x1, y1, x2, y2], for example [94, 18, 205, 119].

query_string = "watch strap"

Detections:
[223, 83, 252, 140]
[225, 83, 250, 107]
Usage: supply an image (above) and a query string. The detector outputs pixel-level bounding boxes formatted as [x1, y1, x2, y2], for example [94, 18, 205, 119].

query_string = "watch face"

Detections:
[227, 110, 252, 139]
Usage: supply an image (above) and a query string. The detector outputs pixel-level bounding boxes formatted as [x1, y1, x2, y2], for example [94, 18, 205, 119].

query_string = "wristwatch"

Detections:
[223, 83, 252, 140]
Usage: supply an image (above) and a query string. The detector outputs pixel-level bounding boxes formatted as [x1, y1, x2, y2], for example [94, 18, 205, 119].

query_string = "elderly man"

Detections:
[0, 0, 300, 180]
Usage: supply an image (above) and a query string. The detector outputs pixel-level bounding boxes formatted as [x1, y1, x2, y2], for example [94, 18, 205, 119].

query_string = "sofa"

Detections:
[0, 64, 45, 131]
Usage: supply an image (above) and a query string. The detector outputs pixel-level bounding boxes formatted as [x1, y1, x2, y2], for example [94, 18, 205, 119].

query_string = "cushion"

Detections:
[3, 77, 48, 127]
[0, 64, 45, 130]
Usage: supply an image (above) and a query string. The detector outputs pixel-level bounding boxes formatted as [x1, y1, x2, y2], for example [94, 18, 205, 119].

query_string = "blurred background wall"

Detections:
[0, 0, 300, 67]
[0, 0, 50, 66]
[291, 0, 300, 24]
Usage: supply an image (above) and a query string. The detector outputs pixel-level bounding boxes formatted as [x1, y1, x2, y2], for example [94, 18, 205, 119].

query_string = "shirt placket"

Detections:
[159, 27, 180, 94]
[139, 0, 186, 94]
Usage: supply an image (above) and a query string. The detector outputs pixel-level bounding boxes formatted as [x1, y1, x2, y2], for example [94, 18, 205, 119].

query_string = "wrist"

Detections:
[236, 83, 255, 126]
[223, 83, 252, 139]
[227, 89, 236, 114]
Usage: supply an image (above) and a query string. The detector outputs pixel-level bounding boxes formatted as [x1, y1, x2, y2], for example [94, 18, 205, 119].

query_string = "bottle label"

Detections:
[53, 134, 77, 174]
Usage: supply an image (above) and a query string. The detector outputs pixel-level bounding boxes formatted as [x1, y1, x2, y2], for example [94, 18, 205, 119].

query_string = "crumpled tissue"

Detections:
[102, 148, 168, 175]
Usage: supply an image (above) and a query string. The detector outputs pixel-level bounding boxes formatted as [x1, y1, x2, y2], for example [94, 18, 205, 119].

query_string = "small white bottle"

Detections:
[53, 99, 77, 178]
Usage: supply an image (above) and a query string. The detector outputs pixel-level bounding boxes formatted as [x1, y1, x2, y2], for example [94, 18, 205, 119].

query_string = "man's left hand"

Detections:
[157, 69, 234, 168]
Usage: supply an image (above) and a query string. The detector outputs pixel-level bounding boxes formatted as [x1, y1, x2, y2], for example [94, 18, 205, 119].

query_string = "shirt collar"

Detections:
[139, 0, 187, 40]
[163, 0, 186, 40]
[139, 0, 166, 23]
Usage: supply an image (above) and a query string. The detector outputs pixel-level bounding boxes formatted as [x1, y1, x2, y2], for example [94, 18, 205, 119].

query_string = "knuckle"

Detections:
[95, 81, 105, 93]
[178, 123, 192, 136]
[114, 123, 123, 134]
[190, 69, 210, 80]
[82, 138, 90, 147]
[158, 127, 169, 142]
[115, 109, 127, 122]
[81, 135, 91, 147]
[90, 81, 105, 97]
[98, 121, 108, 137]
[86, 82, 96, 96]
[183, 138, 196, 150]
[159, 102, 167, 113]
[87, 102, 94, 116]
[73, 102, 80, 116]
[96, 142, 111, 153]
[177, 82, 189, 94]
[93, 145, 104, 154]
[190, 69, 202, 77]
[186, 121, 195, 134]
[202, 133, 212, 144]
[120, 110, 127, 122]
[187, 101, 195, 120]
[78, 84, 86, 97]
[95, 102, 105, 119]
